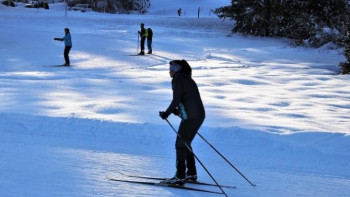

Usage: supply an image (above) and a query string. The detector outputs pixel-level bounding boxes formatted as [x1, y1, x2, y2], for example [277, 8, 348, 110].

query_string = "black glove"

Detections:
[54, 38, 61, 41]
[173, 108, 179, 116]
[159, 111, 169, 120]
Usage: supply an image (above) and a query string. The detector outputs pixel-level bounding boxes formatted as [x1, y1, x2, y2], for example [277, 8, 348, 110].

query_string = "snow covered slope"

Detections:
[0, 1, 349, 197]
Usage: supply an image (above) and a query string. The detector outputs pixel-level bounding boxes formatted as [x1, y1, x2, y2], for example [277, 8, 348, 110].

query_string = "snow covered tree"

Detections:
[92, 0, 150, 14]
[133, 0, 150, 14]
[215, 0, 350, 74]
[214, 0, 348, 47]
[214, 0, 271, 36]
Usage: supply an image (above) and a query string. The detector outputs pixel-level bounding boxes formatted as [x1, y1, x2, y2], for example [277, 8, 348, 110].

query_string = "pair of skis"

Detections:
[109, 172, 235, 195]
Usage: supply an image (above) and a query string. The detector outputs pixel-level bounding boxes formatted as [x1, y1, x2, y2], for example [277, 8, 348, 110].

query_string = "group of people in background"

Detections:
[53, 22, 153, 66]
[53, 6, 206, 66]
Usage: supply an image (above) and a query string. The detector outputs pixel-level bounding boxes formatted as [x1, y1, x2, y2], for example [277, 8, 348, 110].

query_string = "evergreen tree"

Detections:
[215, 0, 350, 74]
[339, 16, 350, 74]
[214, 0, 348, 47]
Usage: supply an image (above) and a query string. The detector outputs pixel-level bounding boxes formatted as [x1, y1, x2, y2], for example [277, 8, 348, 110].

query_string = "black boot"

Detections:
[185, 174, 197, 182]
[160, 176, 185, 186]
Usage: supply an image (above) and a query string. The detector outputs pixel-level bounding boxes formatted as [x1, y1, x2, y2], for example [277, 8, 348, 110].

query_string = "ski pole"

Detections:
[196, 132, 256, 187]
[164, 118, 229, 197]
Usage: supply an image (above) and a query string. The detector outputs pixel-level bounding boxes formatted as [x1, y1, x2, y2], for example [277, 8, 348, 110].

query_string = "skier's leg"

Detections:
[175, 120, 191, 179]
[147, 39, 152, 54]
[185, 149, 196, 176]
[182, 118, 204, 177]
[64, 46, 72, 65]
[175, 143, 186, 179]
[175, 120, 194, 178]
[140, 38, 145, 54]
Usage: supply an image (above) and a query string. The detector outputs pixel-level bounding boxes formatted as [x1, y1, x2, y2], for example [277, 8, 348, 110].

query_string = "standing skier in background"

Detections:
[159, 60, 205, 186]
[54, 28, 72, 66]
[138, 23, 147, 55]
[147, 27, 153, 54]
[197, 7, 200, 18]
[178, 8, 182, 16]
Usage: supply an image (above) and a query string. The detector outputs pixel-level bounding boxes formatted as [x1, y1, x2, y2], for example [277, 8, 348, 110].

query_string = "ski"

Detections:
[125, 54, 152, 56]
[116, 172, 236, 189]
[109, 178, 224, 195]
[43, 65, 71, 67]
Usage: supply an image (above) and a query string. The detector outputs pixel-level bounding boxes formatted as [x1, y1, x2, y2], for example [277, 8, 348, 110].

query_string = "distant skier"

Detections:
[198, 7, 200, 18]
[138, 23, 147, 55]
[159, 60, 205, 186]
[178, 8, 182, 17]
[147, 27, 153, 54]
[54, 28, 72, 66]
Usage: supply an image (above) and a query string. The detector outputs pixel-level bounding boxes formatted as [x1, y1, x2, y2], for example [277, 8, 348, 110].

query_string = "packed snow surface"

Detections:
[0, 0, 349, 196]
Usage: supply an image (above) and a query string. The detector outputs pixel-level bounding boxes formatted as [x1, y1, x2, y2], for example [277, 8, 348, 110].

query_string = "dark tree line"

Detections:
[91, 0, 150, 14]
[214, 0, 350, 74]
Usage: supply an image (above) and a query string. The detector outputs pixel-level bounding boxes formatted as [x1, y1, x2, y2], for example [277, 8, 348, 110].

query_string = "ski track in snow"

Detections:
[1, 1, 350, 197]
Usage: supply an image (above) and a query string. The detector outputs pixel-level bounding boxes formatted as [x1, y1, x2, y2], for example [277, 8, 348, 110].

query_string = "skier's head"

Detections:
[140, 23, 144, 28]
[170, 60, 192, 76]
[64, 28, 70, 33]
[169, 60, 181, 78]
[170, 61, 182, 72]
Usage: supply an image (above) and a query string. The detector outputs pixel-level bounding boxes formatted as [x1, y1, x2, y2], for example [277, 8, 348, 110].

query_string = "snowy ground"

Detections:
[1, 1, 350, 197]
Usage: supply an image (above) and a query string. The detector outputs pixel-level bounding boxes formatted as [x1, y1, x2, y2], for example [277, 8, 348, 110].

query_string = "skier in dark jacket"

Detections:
[147, 27, 153, 54]
[138, 23, 147, 55]
[159, 59, 205, 186]
[54, 28, 72, 66]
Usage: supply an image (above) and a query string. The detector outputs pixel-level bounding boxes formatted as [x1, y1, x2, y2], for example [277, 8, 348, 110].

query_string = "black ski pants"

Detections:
[64, 46, 72, 65]
[175, 118, 204, 179]
[140, 37, 146, 52]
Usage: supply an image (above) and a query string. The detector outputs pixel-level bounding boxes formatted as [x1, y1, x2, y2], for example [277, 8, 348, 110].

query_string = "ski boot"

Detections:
[160, 176, 185, 186]
[185, 174, 197, 182]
